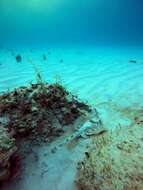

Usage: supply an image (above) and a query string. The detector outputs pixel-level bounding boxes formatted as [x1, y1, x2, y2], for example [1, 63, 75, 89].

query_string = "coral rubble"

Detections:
[0, 81, 91, 183]
[0, 126, 17, 182]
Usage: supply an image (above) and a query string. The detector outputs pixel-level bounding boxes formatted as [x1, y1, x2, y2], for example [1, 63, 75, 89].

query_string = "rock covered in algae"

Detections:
[0, 82, 91, 183]
[0, 83, 91, 137]
[77, 124, 143, 190]
[0, 126, 17, 182]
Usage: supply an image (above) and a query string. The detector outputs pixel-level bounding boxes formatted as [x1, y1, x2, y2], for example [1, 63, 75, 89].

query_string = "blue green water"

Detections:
[0, 0, 143, 47]
[1, 1, 143, 190]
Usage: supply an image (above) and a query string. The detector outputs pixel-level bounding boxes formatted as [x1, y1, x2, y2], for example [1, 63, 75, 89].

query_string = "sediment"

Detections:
[77, 122, 143, 190]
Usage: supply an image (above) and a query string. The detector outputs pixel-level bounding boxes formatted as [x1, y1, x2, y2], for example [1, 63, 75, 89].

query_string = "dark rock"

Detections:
[85, 152, 90, 159]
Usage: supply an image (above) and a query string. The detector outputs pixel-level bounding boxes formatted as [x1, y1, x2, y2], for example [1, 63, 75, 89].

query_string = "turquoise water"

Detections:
[0, 0, 143, 46]
[1, 1, 143, 190]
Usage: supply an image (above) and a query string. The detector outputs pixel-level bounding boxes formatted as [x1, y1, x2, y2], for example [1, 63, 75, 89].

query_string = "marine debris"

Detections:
[15, 55, 22, 63]
[77, 123, 143, 190]
[0, 73, 91, 183]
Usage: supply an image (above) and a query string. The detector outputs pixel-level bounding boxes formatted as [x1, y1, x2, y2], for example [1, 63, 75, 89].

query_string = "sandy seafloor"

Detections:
[0, 46, 143, 190]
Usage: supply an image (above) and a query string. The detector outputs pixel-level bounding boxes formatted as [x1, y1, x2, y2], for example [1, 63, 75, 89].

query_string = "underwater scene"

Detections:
[0, 1, 143, 190]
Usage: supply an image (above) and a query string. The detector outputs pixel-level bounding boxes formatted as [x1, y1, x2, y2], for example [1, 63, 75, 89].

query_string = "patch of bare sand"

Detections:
[77, 111, 143, 190]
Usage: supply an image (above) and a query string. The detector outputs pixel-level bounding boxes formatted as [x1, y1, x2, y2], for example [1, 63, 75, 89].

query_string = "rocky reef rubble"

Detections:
[0, 82, 91, 183]
[0, 127, 17, 182]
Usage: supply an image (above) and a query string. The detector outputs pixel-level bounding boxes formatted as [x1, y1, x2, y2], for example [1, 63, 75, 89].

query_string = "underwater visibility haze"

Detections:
[0, 1, 143, 190]
[0, 0, 143, 46]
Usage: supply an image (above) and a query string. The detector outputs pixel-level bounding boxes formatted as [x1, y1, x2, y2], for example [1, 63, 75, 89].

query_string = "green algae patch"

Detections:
[77, 123, 143, 190]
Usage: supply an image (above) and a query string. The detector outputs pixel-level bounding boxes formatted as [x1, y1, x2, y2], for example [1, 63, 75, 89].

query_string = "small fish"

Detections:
[129, 60, 137, 63]
[43, 54, 47, 61]
[16, 54, 22, 63]
[59, 59, 63, 63]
